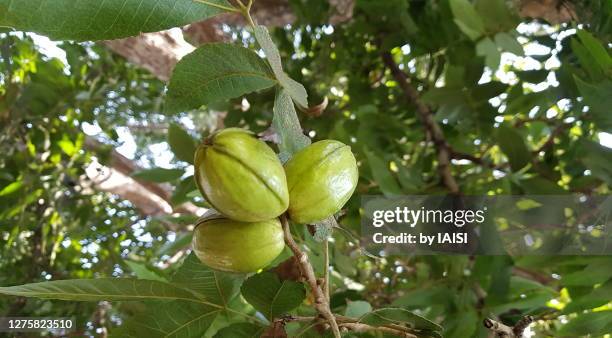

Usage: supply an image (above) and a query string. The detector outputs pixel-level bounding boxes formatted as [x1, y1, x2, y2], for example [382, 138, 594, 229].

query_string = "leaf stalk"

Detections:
[193, 0, 240, 13]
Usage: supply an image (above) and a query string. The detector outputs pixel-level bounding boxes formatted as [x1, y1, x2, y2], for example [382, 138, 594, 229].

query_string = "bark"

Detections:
[103, 0, 355, 80]
[102, 0, 575, 82]
[483, 316, 534, 338]
[83, 137, 203, 228]
[518, 0, 576, 24]
[103, 29, 194, 82]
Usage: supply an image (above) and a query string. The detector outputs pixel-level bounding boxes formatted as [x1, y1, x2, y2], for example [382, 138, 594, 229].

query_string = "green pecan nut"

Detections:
[192, 213, 285, 273]
[194, 128, 289, 222]
[285, 140, 358, 224]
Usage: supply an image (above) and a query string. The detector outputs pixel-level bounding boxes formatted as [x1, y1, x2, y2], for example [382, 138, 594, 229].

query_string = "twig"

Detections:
[381, 51, 460, 195]
[280, 215, 341, 338]
[512, 266, 555, 285]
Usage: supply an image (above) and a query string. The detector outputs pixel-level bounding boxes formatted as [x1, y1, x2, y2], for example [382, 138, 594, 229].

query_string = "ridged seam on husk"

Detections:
[211, 127, 255, 139]
[194, 135, 287, 217]
[193, 145, 225, 214]
[208, 143, 286, 207]
[193, 218, 284, 249]
[287, 142, 351, 193]
[193, 210, 226, 228]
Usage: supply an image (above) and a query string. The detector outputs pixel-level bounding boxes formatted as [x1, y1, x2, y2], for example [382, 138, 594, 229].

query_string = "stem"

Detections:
[235, 0, 256, 27]
[323, 239, 330, 302]
[193, 0, 239, 12]
[281, 215, 341, 338]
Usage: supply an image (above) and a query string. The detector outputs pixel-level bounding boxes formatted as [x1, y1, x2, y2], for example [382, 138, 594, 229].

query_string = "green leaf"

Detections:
[214, 323, 265, 338]
[519, 177, 565, 194]
[171, 176, 198, 206]
[576, 139, 612, 185]
[449, 0, 485, 41]
[125, 261, 166, 282]
[490, 290, 553, 314]
[272, 88, 311, 161]
[494, 32, 524, 56]
[165, 43, 277, 114]
[571, 38, 603, 80]
[0, 279, 201, 303]
[364, 149, 402, 196]
[254, 26, 308, 108]
[561, 260, 612, 286]
[0, 180, 22, 197]
[495, 124, 530, 171]
[476, 38, 501, 70]
[391, 287, 453, 309]
[132, 168, 184, 183]
[110, 301, 219, 338]
[444, 309, 478, 338]
[563, 280, 612, 313]
[575, 77, 612, 131]
[557, 311, 612, 336]
[486, 256, 513, 304]
[472, 81, 509, 102]
[344, 300, 372, 318]
[422, 87, 466, 106]
[240, 272, 306, 320]
[575, 29, 612, 72]
[172, 254, 243, 307]
[505, 91, 540, 115]
[0, 0, 229, 41]
[474, 0, 518, 32]
[168, 123, 197, 164]
[358, 308, 443, 333]
[57, 134, 78, 156]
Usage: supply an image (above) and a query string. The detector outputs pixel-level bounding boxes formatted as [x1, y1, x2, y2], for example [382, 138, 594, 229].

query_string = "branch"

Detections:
[513, 316, 535, 336]
[483, 316, 534, 338]
[533, 123, 570, 155]
[104, 30, 195, 81]
[381, 52, 460, 195]
[517, 0, 576, 24]
[285, 315, 419, 337]
[339, 322, 417, 338]
[280, 215, 341, 338]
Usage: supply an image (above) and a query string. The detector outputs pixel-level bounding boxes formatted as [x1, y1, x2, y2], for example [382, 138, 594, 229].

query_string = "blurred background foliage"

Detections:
[1, 0, 611, 336]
